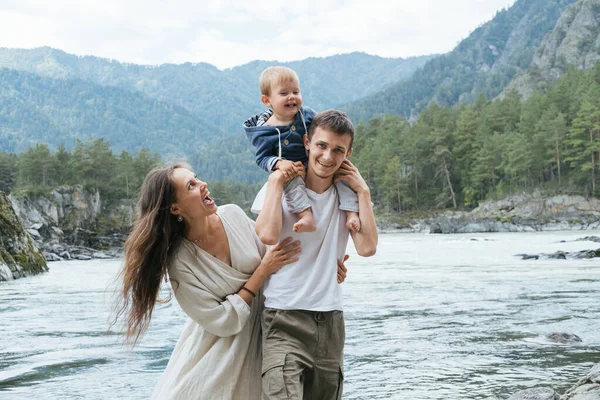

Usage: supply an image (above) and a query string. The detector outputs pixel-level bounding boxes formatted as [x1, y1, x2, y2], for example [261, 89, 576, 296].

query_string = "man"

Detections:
[254, 109, 378, 399]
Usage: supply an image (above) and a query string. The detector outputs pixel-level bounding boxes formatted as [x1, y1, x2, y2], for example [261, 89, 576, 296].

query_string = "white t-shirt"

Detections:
[255, 184, 350, 311]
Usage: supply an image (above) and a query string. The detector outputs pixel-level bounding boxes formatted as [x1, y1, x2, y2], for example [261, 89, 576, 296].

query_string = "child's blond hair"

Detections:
[259, 66, 300, 96]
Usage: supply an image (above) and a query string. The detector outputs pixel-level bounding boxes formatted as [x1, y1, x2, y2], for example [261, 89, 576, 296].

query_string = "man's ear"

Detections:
[303, 134, 310, 150]
[346, 148, 353, 157]
[261, 94, 271, 107]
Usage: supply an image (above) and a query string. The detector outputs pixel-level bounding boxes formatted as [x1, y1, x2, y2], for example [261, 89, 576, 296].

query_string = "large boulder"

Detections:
[509, 388, 560, 400]
[0, 191, 48, 281]
[562, 364, 600, 400]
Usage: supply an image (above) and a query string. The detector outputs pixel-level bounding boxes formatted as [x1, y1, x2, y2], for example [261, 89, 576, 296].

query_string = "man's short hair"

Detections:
[307, 110, 355, 149]
[259, 66, 300, 96]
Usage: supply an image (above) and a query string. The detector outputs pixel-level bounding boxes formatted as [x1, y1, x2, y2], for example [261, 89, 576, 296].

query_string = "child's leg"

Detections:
[335, 181, 360, 233]
[284, 176, 316, 233]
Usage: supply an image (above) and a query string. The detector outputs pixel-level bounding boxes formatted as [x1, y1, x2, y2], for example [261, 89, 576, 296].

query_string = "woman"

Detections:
[114, 162, 346, 400]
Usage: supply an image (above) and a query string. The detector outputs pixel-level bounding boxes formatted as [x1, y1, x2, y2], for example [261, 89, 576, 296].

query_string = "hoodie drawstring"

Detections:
[276, 127, 282, 159]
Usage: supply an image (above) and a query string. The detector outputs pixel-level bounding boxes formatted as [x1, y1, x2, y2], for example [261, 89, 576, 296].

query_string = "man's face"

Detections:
[304, 127, 353, 179]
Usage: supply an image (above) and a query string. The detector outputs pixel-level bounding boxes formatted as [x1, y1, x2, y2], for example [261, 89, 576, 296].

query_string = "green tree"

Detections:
[565, 99, 600, 193]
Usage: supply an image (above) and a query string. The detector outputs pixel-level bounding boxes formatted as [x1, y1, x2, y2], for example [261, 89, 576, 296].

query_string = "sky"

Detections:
[0, 0, 517, 70]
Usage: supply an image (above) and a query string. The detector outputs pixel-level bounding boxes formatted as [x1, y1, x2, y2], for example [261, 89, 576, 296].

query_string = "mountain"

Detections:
[0, 48, 435, 134]
[503, 0, 600, 98]
[344, 0, 579, 121]
[0, 68, 217, 157]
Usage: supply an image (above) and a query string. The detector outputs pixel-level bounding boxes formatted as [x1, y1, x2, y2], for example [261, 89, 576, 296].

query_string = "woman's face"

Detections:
[169, 167, 217, 220]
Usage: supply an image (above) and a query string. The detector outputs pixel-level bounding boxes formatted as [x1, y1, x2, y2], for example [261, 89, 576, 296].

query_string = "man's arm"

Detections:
[335, 160, 378, 257]
[255, 170, 286, 245]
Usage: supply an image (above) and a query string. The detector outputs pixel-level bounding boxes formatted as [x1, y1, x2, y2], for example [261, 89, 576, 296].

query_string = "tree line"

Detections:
[351, 63, 600, 213]
[0, 138, 262, 211]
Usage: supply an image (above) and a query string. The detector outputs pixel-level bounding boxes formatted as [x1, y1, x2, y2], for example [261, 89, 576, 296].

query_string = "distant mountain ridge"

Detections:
[344, 0, 579, 121]
[0, 48, 435, 134]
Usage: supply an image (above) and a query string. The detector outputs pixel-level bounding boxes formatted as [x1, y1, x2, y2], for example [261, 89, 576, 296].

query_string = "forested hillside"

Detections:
[350, 62, 600, 213]
[0, 68, 218, 155]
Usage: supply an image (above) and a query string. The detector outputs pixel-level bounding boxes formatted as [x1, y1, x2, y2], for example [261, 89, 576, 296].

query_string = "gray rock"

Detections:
[51, 244, 66, 254]
[0, 192, 48, 281]
[518, 249, 599, 261]
[576, 236, 600, 243]
[547, 333, 582, 343]
[549, 251, 568, 260]
[44, 253, 63, 262]
[562, 364, 600, 400]
[92, 252, 112, 259]
[26, 228, 41, 238]
[74, 255, 92, 261]
[29, 222, 44, 230]
[571, 249, 600, 259]
[519, 254, 540, 260]
[509, 388, 560, 400]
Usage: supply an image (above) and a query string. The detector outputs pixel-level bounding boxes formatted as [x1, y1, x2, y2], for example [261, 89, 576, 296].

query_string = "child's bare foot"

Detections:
[345, 211, 360, 233]
[293, 209, 316, 233]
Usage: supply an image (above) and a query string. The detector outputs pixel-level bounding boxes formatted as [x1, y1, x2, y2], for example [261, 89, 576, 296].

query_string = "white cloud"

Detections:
[0, 0, 516, 69]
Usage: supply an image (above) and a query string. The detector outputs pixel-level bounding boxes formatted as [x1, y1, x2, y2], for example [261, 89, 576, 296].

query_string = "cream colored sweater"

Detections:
[151, 204, 266, 400]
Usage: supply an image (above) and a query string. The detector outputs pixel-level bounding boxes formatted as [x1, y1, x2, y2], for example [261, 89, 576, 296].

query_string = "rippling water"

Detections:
[1, 231, 599, 399]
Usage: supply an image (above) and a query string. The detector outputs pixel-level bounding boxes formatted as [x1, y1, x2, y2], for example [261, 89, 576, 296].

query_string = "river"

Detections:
[1, 230, 599, 399]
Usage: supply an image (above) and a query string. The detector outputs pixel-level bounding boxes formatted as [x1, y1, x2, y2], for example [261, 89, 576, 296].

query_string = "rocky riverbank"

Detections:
[516, 235, 600, 260]
[0, 191, 47, 281]
[8, 185, 133, 263]
[378, 194, 600, 234]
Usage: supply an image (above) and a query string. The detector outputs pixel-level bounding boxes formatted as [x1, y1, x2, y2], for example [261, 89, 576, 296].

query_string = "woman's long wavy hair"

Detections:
[112, 162, 190, 345]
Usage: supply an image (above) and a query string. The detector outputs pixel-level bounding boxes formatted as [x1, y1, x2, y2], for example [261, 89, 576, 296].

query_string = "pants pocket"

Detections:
[262, 363, 288, 399]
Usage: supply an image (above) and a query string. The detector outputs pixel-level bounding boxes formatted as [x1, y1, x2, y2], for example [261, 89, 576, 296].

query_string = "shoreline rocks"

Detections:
[377, 194, 600, 234]
[0, 191, 47, 281]
[508, 363, 600, 400]
[8, 186, 131, 263]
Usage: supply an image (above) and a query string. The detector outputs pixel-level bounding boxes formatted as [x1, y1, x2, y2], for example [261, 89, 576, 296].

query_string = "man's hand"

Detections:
[334, 160, 369, 194]
[274, 160, 305, 182]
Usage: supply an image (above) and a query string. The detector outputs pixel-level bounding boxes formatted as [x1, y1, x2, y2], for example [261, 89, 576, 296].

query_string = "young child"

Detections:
[244, 66, 360, 233]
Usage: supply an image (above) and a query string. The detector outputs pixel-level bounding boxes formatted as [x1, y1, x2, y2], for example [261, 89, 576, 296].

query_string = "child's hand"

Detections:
[275, 160, 298, 181]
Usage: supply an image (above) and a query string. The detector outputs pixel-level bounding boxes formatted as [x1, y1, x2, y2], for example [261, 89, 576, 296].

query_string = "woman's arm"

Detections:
[235, 237, 300, 304]
[169, 238, 300, 337]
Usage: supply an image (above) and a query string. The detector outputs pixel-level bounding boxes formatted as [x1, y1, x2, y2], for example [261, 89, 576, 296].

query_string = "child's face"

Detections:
[262, 79, 302, 120]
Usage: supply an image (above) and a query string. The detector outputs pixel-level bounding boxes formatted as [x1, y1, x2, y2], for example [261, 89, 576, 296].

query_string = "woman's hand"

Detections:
[259, 237, 301, 276]
[337, 254, 349, 283]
